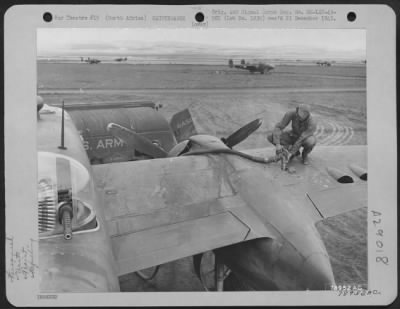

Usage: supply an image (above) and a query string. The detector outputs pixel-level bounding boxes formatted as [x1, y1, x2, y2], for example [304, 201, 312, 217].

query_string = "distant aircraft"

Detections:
[316, 61, 332, 67]
[115, 57, 128, 62]
[37, 96, 367, 292]
[229, 59, 275, 74]
[80, 57, 101, 64]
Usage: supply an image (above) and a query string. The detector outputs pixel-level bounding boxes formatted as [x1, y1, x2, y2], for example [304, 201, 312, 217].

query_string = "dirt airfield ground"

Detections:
[38, 62, 367, 291]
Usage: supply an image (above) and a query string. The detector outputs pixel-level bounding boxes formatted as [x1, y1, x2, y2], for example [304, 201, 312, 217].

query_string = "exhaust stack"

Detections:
[349, 164, 367, 181]
[326, 167, 354, 184]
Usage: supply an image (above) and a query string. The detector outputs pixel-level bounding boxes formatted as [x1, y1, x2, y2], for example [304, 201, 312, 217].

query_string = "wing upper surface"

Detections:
[244, 145, 367, 221]
[92, 145, 367, 274]
[92, 155, 274, 275]
[306, 183, 367, 219]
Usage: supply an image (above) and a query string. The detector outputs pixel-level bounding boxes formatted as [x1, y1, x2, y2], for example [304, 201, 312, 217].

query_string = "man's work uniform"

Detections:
[267, 109, 317, 161]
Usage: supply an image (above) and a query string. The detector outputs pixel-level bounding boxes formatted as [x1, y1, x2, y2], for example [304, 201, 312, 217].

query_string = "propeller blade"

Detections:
[107, 123, 168, 159]
[223, 118, 263, 148]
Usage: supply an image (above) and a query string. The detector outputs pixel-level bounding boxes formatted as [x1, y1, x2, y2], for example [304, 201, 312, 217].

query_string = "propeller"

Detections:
[108, 117, 262, 158]
[221, 118, 263, 148]
[107, 123, 168, 159]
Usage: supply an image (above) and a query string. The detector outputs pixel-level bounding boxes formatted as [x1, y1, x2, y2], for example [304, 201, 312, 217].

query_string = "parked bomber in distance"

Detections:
[115, 57, 128, 62]
[80, 57, 101, 64]
[37, 96, 367, 292]
[229, 59, 275, 74]
[316, 60, 332, 67]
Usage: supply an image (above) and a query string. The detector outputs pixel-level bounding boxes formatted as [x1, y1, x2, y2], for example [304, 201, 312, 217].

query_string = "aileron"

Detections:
[307, 183, 367, 220]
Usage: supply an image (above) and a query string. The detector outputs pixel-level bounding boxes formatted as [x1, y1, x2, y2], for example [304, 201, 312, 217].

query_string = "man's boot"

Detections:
[301, 148, 313, 165]
[302, 154, 310, 165]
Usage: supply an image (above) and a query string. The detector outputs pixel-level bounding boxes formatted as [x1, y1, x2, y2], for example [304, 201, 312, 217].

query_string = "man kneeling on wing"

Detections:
[267, 104, 317, 165]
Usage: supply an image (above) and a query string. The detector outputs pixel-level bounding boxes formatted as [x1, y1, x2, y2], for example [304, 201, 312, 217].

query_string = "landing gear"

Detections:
[215, 254, 226, 291]
[193, 251, 231, 291]
[135, 265, 160, 281]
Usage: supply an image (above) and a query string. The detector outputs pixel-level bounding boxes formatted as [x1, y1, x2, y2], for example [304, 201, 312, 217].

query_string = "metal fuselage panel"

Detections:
[194, 144, 364, 290]
[67, 107, 177, 164]
[215, 154, 335, 290]
[37, 107, 120, 292]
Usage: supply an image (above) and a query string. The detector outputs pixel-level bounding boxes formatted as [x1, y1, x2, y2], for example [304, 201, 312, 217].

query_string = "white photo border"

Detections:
[4, 4, 397, 306]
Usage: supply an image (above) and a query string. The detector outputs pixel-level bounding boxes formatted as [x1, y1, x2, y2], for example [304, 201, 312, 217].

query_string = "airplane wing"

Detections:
[244, 145, 367, 221]
[305, 183, 366, 220]
[92, 155, 275, 276]
[92, 145, 366, 275]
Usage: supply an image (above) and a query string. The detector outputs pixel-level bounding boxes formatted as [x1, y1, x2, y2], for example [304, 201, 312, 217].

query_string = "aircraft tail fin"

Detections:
[169, 108, 197, 142]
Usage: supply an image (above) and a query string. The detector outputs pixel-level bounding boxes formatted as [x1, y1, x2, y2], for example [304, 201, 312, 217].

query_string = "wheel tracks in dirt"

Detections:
[316, 120, 354, 146]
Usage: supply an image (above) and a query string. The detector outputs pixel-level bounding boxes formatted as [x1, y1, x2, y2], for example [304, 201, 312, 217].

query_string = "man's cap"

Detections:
[296, 104, 311, 120]
[297, 104, 310, 114]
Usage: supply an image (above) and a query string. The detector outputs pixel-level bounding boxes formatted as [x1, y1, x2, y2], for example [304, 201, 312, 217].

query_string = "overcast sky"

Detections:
[37, 28, 366, 59]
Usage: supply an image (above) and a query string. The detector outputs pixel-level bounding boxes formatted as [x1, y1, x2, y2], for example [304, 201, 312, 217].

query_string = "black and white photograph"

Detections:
[4, 4, 397, 306]
[36, 27, 367, 292]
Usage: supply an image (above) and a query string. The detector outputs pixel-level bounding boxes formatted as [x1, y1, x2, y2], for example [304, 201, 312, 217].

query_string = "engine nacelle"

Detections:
[67, 105, 176, 164]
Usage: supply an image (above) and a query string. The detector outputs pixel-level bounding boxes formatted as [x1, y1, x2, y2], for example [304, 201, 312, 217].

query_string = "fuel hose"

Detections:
[182, 148, 278, 164]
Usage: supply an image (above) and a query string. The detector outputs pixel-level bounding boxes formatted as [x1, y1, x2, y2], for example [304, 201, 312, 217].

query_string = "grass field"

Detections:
[38, 62, 367, 291]
[39, 63, 366, 147]
[38, 63, 366, 90]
